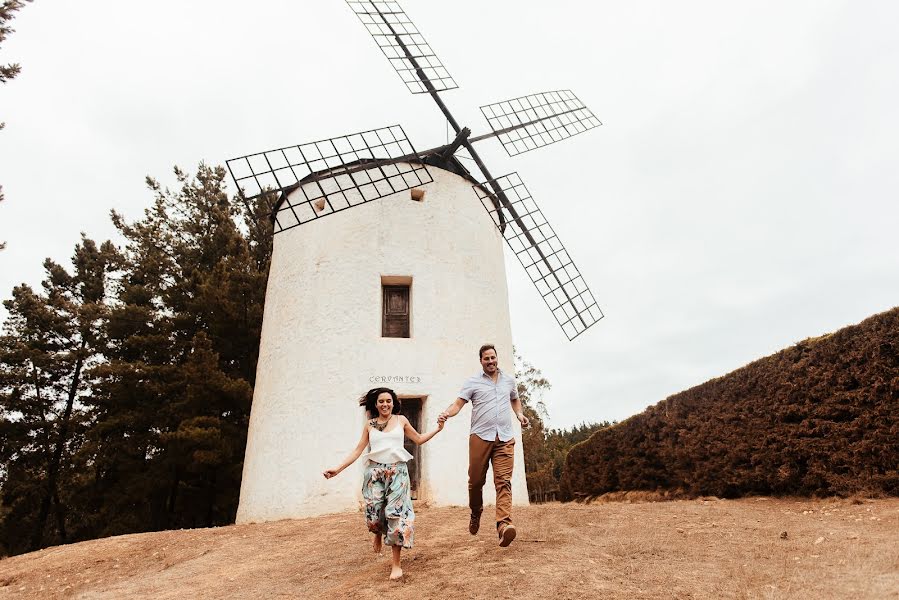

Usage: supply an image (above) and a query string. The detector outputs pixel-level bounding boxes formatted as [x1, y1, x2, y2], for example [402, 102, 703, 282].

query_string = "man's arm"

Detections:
[438, 398, 466, 423]
[511, 396, 530, 428]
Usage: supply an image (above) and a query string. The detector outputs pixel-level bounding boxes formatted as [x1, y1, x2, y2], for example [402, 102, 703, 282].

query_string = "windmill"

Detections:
[229, 1, 603, 341]
[230, 1, 605, 522]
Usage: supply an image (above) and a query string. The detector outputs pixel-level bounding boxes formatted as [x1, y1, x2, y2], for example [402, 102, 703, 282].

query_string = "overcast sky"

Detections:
[2, 1, 897, 429]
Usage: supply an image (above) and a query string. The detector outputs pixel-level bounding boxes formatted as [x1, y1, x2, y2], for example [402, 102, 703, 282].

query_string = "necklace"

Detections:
[372, 415, 392, 432]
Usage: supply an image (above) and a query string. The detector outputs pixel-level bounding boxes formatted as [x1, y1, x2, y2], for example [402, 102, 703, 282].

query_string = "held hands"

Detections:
[437, 411, 449, 424]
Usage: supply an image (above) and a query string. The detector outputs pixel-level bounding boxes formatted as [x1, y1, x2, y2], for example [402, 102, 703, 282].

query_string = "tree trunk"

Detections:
[166, 466, 181, 528]
[205, 470, 218, 527]
[53, 487, 68, 542]
[31, 340, 85, 550]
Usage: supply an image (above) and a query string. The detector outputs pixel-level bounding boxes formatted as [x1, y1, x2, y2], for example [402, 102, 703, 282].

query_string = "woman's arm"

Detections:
[323, 422, 370, 478]
[401, 415, 444, 445]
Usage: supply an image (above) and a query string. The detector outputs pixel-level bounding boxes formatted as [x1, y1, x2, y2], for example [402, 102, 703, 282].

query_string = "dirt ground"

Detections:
[0, 497, 896, 599]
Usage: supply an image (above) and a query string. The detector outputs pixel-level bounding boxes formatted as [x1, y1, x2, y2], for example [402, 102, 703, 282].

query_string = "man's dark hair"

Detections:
[478, 344, 496, 359]
[358, 387, 402, 418]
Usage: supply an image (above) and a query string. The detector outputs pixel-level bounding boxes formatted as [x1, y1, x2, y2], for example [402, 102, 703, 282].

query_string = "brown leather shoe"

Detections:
[469, 511, 481, 535]
[498, 524, 517, 547]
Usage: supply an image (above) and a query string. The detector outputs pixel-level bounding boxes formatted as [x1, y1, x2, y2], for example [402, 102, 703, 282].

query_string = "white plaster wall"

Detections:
[236, 165, 528, 524]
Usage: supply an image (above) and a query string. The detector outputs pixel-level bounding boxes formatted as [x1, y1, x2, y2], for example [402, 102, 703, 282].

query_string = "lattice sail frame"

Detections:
[346, 1, 458, 94]
[474, 173, 603, 340]
[226, 125, 431, 235]
[480, 90, 601, 157]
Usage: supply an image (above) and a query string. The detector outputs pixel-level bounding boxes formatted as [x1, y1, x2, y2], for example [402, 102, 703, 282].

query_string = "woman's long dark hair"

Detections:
[358, 387, 402, 418]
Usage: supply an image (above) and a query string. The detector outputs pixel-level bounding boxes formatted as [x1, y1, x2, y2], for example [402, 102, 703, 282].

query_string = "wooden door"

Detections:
[382, 285, 410, 338]
[402, 398, 422, 499]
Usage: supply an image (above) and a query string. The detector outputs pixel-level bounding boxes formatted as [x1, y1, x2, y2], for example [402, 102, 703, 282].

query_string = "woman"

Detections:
[323, 387, 443, 581]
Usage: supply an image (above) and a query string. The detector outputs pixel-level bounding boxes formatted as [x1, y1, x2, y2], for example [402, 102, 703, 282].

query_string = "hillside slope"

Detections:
[0, 500, 896, 599]
[563, 307, 899, 499]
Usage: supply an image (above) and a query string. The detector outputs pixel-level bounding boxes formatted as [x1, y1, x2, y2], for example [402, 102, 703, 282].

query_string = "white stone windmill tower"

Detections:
[228, 1, 605, 522]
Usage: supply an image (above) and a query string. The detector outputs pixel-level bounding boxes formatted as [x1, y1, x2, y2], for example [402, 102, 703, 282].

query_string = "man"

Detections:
[438, 344, 529, 547]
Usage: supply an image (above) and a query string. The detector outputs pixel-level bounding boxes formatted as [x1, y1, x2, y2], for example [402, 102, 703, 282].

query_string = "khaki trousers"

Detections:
[468, 434, 515, 529]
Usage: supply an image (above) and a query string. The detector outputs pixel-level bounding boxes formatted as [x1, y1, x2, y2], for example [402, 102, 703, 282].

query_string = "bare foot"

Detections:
[389, 566, 404, 581]
[373, 534, 382, 554]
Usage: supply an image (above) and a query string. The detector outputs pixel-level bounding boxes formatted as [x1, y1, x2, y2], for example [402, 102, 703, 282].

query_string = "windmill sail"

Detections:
[228, 4, 607, 339]
[346, 1, 458, 94]
[477, 90, 601, 157]
[226, 125, 431, 235]
[474, 173, 603, 340]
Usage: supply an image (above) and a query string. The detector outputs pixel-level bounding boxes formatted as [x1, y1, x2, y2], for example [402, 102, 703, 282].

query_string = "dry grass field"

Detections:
[0, 497, 896, 599]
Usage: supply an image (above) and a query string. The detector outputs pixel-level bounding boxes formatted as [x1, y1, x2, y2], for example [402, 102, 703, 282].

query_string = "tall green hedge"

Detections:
[562, 307, 899, 499]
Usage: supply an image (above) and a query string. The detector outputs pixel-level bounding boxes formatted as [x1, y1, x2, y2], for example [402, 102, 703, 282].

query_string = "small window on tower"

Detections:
[382, 280, 411, 338]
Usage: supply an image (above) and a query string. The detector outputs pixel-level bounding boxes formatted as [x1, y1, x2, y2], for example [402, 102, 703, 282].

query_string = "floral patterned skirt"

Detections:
[362, 461, 414, 548]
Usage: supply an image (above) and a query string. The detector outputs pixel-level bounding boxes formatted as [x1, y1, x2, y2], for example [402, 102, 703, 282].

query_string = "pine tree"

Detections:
[1, 162, 272, 554]
[74, 164, 271, 538]
[0, 236, 117, 554]
[0, 0, 33, 251]
[0, 1, 31, 87]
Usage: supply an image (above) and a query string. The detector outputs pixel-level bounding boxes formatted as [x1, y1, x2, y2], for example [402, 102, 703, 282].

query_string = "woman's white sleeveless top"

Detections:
[365, 421, 413, 464]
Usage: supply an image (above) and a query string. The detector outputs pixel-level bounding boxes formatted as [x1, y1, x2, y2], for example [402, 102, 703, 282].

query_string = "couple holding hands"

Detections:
[323, 344, 530, 580]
